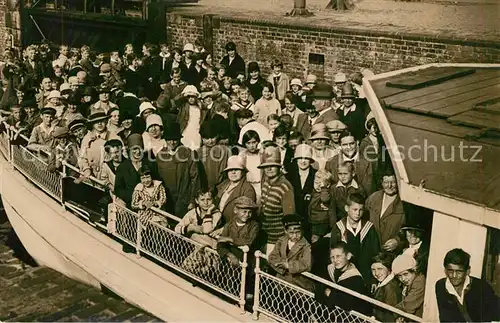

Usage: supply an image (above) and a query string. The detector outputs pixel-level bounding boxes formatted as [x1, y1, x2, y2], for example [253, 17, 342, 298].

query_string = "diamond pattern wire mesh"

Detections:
[0, 131, 9, 159]
[12, 145, 62, 201]
[258, 272, 373, 323]
[114, 204, 243, 301]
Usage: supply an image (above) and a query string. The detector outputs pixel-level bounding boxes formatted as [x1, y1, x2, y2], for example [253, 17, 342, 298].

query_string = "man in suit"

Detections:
[296, 84, 339, 139]
[365, 170, 405, 252]
[325, 131, 375, 196]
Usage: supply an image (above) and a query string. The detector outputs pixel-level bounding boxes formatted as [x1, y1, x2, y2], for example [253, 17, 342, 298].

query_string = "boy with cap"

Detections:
[269, 213, 313, 291]
[217, 196, 259, 265]
[27, 106, 57, 154]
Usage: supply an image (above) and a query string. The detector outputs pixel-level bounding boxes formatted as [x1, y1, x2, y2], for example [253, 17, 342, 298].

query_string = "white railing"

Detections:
[112, 203, 250, 312]
[253, 252, 424, 323]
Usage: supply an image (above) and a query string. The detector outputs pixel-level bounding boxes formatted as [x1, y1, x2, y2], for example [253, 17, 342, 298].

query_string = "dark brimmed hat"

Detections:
[104, 138, 123, 149]
[282, 213, 303, 229]
[401, 222, 426, 232]
[68, 118, 87, 132]
[53, 126, 69, 138]
[340, 82, 356, 99]
[40, 107, 56, 115]
[258, 146, 282, 168]
[311, 83, 334, 100]
[163, 122, 182, 141]
[87, 111, 110, 124]
[234, 196, 257, 209]
[127, 133, 144, 149]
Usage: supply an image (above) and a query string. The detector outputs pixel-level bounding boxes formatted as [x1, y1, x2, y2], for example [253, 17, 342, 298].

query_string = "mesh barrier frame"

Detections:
[0, 130, 10, 159]
[113, 203, 249, 310]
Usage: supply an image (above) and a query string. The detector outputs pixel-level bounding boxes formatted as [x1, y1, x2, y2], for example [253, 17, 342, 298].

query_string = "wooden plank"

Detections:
[392, 76, 500, 110]
[430, 90, 500, 117]
[397, 82, 500, 114]
[385, 109, 484, 138]
[386, 68, 475, 90]
[448, 110, 500, 131]
[371, 66, 453, 99]
[385, 69, 500, 106]
[476, 100, 500, 114]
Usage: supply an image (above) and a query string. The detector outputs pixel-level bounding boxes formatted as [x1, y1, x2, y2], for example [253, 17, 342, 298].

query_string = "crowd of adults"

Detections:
[0, 40, 498, 322]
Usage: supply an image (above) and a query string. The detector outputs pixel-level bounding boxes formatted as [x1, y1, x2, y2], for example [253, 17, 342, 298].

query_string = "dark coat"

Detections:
[216, 218, 259, 260]
[268, 236, 314, 291]
[220, 54, 246, 79]
[177, 103, 209, 135]
[366, 190, 406, 245]
[372, 276, 402, 322]
[338, 103, 367, 143]
[435, 276, 500, 322]
[156, 145, 201, 216]
[114, 158, 159, 207]
[325, 153, 375, 196]
[215, 178, 256, 224]
[295, 109, 339, 140]
[286, 164, 316, 221]
[197, 144, 230, 191]
[245, 76, 267, 101]
[396, 273, 426, 317]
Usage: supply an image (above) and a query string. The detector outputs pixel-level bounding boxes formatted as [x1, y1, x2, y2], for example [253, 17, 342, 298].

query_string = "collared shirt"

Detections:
[445, 275, 471, 305]
[381, 193, 397, 217]
[346, 220, 361, 236]
[343, 152, 359, 163]
[336, 179, 359, 189]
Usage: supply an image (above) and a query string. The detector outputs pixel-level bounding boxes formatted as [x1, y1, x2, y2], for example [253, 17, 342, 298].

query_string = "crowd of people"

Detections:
[0, 40, 498, 322]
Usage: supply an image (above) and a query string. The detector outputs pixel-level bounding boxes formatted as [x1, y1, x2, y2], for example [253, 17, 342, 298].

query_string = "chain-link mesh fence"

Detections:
[11, 145, 62, 201]
[113, 203, 248, 306]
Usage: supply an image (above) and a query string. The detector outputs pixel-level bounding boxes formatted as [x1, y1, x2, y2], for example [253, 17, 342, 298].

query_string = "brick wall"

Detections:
[0, 0, 22, 60]
[166, 13, 500, 82]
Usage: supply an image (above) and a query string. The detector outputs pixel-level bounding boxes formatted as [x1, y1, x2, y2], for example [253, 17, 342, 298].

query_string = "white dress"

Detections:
[181, 105, 202, 150]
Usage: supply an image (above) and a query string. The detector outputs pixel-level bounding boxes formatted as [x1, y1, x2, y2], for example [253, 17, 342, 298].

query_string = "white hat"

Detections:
[137, 101, 156, 117]
[47, 90, 62, 100]
[293, 144, 314, 161]
[182, 85, 200, 98]
[146, 114, 163, 130]
[365, 111, 375, 131]
[223, 156, 247, 172]
[183, 43, 195, 52]
[334, 72, 347, 83]
[68, 76, 79, 85]
[290, 78, 303, 87]
[59, 83, 71, 93]
[392, 254, 417, 275]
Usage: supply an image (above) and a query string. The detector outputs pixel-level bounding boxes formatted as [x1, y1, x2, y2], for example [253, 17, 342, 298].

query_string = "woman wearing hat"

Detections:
[399, 221, 430, 276]
[60, 93, 84, 128]
[215, 156, 256, 224]
[91, 86, 118, 115]
[177, 85, 208, 150]
[309, 123, 336, 170]
[392, 254, 426, 319]
[268, 213, 314, 291]
[326, 119, 347, 156]
[142, 113, 167, 157]
[45, 90, 65, 118]
[359, 111, 380, 163]
[27, 106, 57, 155]
[259, 145, 296, 255]
[79, 109, 122, 178]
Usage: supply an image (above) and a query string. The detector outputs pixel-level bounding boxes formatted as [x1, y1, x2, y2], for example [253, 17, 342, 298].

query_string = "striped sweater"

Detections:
[260, 175, 296, 244]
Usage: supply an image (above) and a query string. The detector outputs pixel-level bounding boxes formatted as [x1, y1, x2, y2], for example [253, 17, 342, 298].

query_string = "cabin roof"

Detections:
[368, 66, 500, 211]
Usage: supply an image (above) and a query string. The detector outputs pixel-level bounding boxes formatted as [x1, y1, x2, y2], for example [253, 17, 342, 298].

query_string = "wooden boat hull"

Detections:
[0, 158, 252, 322]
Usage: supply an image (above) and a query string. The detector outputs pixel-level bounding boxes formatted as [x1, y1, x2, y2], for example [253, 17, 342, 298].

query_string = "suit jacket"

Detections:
[366, 190, 405, 245]
[220, 54, 246, 79]
[268, 236, 314, 291]
[286, 164, 316, 220]
[216, 178, 256, 223]
[315, 108, 339, 125]
[325, 154, 375, 196]
[295, 108, 339, 140]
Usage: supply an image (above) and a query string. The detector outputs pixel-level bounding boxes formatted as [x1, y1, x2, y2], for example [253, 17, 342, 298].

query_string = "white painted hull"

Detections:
[0, 159, 254, 322]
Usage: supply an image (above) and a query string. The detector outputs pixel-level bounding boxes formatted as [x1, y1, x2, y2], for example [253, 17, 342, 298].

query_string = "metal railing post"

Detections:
[252, 251, 262, 320]
[238, 245, 250, 314]
[60, 163, 66, 209]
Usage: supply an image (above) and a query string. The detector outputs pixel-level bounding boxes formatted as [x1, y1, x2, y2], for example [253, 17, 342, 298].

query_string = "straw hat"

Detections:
[290, 78, 303, 87]
[59, 83, 71, 93]
[258, 146, 282, 168]
[146, 114, 163, 130]
[334, 72, 347, 83]
[234, 196, 258, 209]
[309, 123, 330, 141]
[293, 144, 314, 161]
[392, 254, 417, 275]
[47, 90, 61, 100]
[53, 126, 69, 139]
[137, 101, 156, 117]
[182, 85, 200, 98]
[223, 156, 247, 172]
[326, 120, 348, 133]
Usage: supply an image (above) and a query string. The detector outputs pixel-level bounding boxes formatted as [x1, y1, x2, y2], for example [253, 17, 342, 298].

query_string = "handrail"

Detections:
[256, 251, 424, 323]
